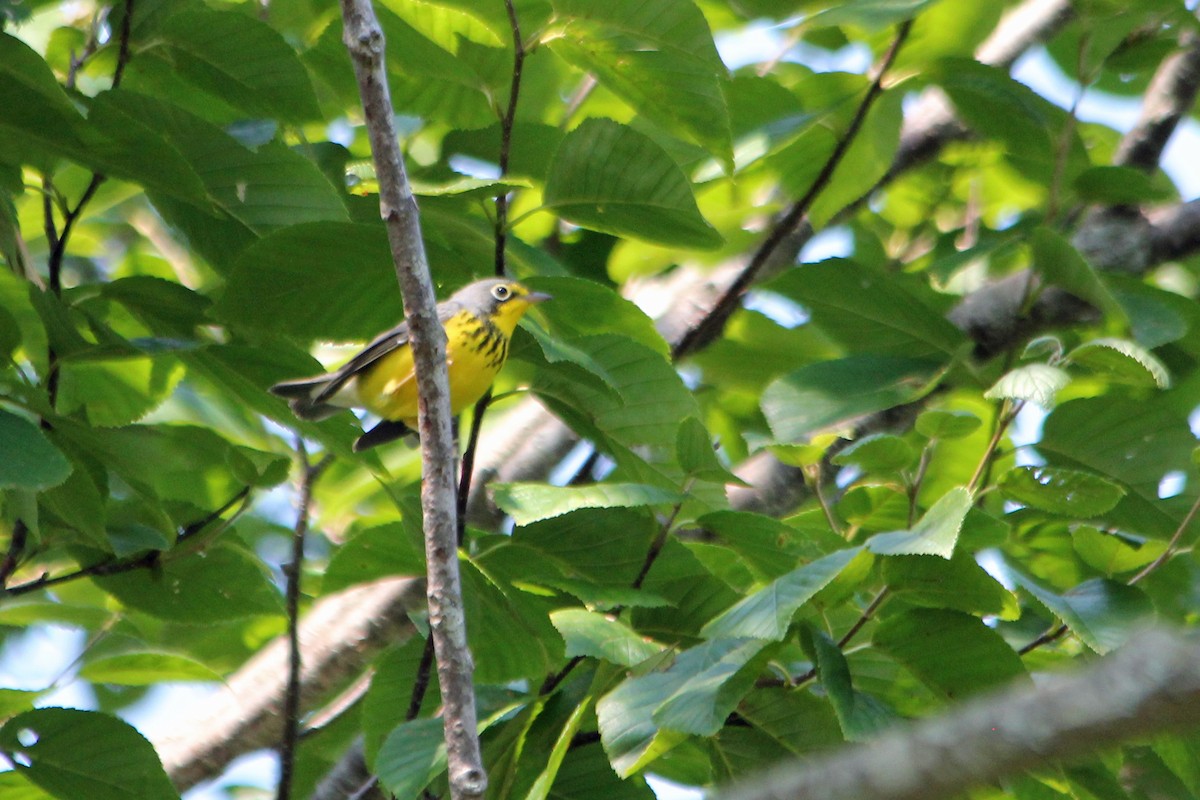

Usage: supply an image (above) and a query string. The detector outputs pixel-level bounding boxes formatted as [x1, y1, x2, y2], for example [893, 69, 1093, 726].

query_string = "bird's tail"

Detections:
[269, 377, 343, 420]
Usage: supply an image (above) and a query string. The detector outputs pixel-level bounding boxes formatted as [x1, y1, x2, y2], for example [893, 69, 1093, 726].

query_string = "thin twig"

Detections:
[967, 401, 1022, 493]
[1130, 491, 1200, 585]
[457, 391, 491, 544]
[837, 587, 891, 648]
[407, 635, 436, 720]
[1018, 623, 1069, 656]
[494, 0, 525, 277]
[542, 492, 688, 696]
[632, 494, 688, 590]
[809, 464, 843, 537]
[3, 488, 251, 597]
[41, 0, 135, 412]
[459, 1, 527, 546]
[670, 19, 914, 360]
[907, 446, 934, 528]
[278, 448, 332, 800]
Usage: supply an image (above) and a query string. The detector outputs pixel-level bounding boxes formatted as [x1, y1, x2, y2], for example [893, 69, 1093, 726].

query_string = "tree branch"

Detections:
[158, 577, 425, 791]
[718, 627, 1200, 800]
[1113, 14, 1200, 172]
[671, 18, 914, 360]
[159, 2, 1087, 788]
[338, 0, 486, 795]
[277, 449, 331, 800]
[3, 487, 251, 598]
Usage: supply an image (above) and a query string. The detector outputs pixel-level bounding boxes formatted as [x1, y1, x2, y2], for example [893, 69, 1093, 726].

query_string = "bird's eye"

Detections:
[491, 284, 511, 301]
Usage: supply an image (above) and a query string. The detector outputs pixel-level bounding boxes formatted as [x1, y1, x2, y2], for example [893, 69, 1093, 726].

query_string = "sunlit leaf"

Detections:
[492, 482, 683, 526]
[867, 487, 972, 559]
[550, 608, 663, 667]
[1066, 337, 1170, 388]
[543, 119, 722, 249]
[702, 548, 863, 640]
[998, 466, 1126, 517]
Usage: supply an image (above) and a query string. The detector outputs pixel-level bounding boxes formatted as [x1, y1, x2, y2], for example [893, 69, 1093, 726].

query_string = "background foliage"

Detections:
[2, 0, 1200, 798]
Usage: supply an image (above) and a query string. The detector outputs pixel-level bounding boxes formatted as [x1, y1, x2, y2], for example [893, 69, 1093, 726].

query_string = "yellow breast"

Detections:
[354, 310, 510, 426]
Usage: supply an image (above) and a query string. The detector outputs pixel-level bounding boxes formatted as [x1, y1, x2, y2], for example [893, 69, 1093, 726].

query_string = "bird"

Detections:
[270, 277, 551, 451]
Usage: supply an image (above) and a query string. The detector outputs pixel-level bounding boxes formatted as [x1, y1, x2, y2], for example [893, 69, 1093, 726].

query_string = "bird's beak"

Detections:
[525, 291, 553, 304]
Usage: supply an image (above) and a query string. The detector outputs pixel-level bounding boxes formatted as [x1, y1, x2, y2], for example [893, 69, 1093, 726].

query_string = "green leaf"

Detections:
[374, 718, 446, 799]
[492, 482, 682, 526]
[95, 543, 284, 623]
[1073, 165, 1173, 204]
[550, 608, 663, 667]
[525, 276, 668, 357]
[79, 652, 222, 685]
[1039, 397, 1195, 538]
[0, 33, 89, 169]
[216, 223, 400, 340]
[932, 59, 1056, 177]
[652, 638, 771, 736]
[324, 522, 425, 593]
[1030, 227, 1124, 321]
[1066, 337, 1170, 388]
[0, 411, 71, 491]
[548, 0, 728, 164]
[524, 698, 595, 800]
[767, 260, 966, 359]
[532, 334, 700, 455]
[998, 466, 1126, 517]
[702, 547, 863, 640]
[867, 487, 972, 559]
[596, 665, 689, 778]
[831, 433, 916, 474]
[1072, 527, 1164, 576]
[58, 357, 186, 427]
[104, 91, 347, 236]
[873, 609, 1026, 698]
[156, 6, 321, 122]
[514, 508, 656, 588]
[884, 551, 1018, 619]
[808, 0, 940, 30]
[676, 417, 745, 485]
[363, 640, 441, 765]
[800, 627, 894, 741]
[0, 708, 177, 800]
[54, 422, 248, 512]
[985, 363, 1069, 408]
[914, 410, 982, 440]
[462, 557, 563, 683]
[82, 91, 209, 204]
[697, 510, 845, 581]
[1012, 573, 1155, 654]
[763, 356, 941, 442]
[542, 119, 722, 249]
[0, 689, 38, 719]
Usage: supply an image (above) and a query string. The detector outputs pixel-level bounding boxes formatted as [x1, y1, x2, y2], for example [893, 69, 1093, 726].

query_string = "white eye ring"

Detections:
[491, 284, 511, 301]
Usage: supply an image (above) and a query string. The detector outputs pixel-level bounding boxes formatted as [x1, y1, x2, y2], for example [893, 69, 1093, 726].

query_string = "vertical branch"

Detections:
[338, 0, 487, 796]
[40, 0, 136, 413]
[277, 447, 330, 800]
[493, 0, 526, 278]
[460, 0, 527, 539]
